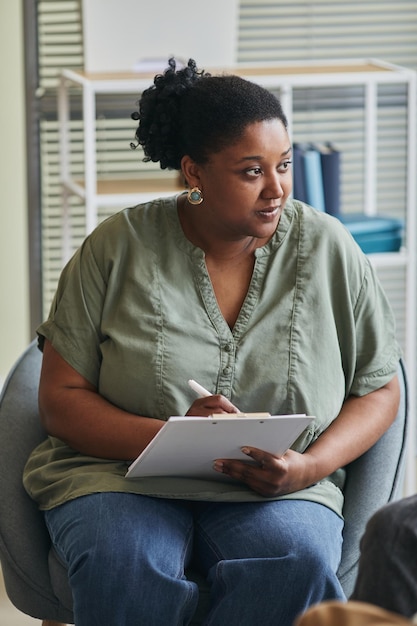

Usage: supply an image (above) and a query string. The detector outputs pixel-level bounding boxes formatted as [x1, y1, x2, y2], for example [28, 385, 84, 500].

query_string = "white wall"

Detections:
[0, 1, 30, 386]
[83, 0, 238, 72]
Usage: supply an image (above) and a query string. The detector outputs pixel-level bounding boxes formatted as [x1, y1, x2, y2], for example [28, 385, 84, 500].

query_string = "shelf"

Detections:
[62, 58, 412, 92]
[367, 249, 408, 268]
[63, 176, 183, 206]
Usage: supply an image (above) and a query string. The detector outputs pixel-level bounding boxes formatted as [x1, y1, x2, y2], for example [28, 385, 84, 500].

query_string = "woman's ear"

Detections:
[181, 155, 203, 190]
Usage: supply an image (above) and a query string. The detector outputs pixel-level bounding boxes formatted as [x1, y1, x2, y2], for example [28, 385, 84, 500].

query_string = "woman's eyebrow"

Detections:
[237, 146, 292, 164]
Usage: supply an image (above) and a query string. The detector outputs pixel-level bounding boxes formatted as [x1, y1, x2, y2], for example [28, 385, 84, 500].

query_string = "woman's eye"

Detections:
[246, 167, 263, 177]
[279, 160, 292, 172]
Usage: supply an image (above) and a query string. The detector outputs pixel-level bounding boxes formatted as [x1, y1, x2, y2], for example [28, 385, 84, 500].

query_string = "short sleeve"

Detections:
[349, 257, 402, 395]
[37, 236, 107, 386]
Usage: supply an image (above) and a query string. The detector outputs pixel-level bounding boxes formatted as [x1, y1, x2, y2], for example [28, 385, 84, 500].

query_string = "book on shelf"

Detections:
[292, 143, 402, 253]
[339, 213, 404, 254]
[303, 147, 326, 212]
[318, 143, 341, 217]
[292, 142, 340, 217]
[292, 144, 308, 205]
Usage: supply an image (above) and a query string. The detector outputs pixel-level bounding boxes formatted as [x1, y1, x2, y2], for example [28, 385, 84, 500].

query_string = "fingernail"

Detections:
[213, 461, 223, 472]
[241, 447, 250, 454]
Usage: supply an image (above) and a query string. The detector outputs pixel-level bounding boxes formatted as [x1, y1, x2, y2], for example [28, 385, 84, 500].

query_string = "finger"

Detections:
[187, 395, 240, 416]
[211, 395, 241, 413]
[213, 459, 280, 497]
[213, 458, 260, 480]
[213, 458, 278, 497]
[241, 446, 270, 467]
[213, 448, 270, 476]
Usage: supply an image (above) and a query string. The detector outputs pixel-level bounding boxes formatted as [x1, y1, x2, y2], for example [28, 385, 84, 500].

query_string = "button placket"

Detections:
[218, 341, 235, 398]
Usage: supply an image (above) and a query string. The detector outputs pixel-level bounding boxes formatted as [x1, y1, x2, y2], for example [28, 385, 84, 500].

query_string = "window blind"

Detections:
[238, 0, 417, 66]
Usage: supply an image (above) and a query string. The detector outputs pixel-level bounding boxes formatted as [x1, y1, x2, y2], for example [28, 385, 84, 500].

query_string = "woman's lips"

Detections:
[256, 206, 281, 219]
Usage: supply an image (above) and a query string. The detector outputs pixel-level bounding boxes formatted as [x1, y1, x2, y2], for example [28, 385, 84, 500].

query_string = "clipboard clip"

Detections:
[209, 412, 271, 419]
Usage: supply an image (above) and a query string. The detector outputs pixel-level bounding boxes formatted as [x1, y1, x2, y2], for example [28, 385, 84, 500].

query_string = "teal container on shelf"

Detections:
[339, 213, 404, 254]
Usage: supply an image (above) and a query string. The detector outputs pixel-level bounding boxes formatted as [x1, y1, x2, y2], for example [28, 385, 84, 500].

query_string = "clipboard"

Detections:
[126, 414, 313, 481]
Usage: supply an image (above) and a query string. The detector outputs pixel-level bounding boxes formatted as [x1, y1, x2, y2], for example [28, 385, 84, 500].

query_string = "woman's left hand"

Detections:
[213, 447, 314, 498]
[213, 375, 401, 498]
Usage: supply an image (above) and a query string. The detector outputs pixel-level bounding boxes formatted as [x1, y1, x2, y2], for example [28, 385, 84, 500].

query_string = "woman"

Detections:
[23, 58, 401, 626]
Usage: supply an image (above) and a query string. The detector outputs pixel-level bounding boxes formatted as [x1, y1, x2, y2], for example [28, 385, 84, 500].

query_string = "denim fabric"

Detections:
[45, 493, 345, 626]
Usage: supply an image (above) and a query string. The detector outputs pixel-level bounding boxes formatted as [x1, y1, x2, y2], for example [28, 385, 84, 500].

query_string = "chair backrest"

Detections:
[0, 340, 73, 623]
[337, 358, 408, 596]
[0, 341, 408, 622]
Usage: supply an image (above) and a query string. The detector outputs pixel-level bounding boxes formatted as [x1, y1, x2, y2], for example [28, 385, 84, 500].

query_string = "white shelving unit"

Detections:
[58, 59, 417, 493]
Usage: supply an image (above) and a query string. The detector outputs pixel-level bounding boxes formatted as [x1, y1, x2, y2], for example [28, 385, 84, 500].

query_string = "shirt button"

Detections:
[224, 343, 233, 352]
[223, 366, 232, 375]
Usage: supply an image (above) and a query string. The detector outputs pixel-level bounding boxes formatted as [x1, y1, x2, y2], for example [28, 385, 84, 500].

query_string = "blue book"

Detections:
[303, 147, 325, 212]
[317, 143, 341, 217]
[292, 143, 308, 203]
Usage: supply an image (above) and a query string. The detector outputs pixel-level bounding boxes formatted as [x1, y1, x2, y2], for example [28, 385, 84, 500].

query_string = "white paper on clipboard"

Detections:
[126, 414, 313, 481]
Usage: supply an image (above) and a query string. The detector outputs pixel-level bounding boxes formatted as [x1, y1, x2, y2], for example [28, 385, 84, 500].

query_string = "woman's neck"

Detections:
[177, 193, 267, 261]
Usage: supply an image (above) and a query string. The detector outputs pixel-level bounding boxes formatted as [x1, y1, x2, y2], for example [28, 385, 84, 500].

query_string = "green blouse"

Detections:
[23, 196, 401, 516]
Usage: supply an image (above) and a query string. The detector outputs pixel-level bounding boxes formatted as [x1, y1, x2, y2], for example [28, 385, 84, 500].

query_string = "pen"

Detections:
[188, 379, 212, 398]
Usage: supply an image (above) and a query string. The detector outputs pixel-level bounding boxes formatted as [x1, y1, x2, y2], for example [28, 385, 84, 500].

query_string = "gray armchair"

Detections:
[0, 341, 408, 625]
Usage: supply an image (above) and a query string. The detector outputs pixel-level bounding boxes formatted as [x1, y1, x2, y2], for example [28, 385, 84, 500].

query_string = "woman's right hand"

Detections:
[185, 395, 240, 417]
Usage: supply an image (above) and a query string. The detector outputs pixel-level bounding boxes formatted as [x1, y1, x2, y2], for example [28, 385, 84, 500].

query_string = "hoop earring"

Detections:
[187, 187, 203, 205]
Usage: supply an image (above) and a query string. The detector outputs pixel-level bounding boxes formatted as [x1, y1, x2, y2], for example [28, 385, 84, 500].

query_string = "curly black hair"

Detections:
[131, 58, 288, 171]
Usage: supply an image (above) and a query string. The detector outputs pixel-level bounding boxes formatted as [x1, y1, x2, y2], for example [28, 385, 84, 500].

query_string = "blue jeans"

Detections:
[45, 493, 345, 626]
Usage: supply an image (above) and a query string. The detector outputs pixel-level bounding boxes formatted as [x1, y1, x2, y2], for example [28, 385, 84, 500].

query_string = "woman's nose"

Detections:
[263, 173, 284, 199]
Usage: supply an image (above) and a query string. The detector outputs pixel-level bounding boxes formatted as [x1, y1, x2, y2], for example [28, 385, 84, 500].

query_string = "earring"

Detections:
[187, 187, 203, 205]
